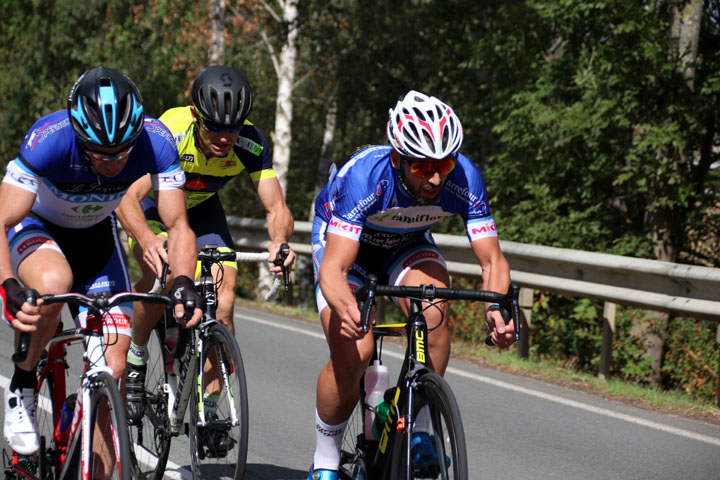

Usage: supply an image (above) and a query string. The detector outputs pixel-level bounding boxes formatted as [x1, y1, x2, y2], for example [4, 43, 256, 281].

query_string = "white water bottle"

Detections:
[364, 360, 389, 440]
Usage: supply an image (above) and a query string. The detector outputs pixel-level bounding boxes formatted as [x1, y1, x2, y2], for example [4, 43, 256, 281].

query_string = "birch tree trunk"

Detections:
[208, 0, 226, 64]
[297, 95, 338, 306]
[256, 0, 298, 300]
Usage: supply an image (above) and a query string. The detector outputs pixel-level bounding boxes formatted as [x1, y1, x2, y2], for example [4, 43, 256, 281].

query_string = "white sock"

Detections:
[313, 409, 347, 471]
[127, 341, 147, 366]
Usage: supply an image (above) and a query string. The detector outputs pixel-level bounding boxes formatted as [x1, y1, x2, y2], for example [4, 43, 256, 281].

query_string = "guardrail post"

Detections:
[518, 288, 533, 359]
[599, 302, 616, 379]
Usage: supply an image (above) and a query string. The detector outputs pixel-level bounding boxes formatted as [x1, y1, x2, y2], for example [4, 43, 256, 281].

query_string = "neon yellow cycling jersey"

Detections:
[159, 106, 276, 209]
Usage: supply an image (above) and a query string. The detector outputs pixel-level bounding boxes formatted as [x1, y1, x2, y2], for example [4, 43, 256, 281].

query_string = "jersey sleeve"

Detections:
[443, 154, 499, 242]
[324, 148, 389, 242]
[2, 159, 40, 194]
[143, 118, 186, 191]
[234, 124, 276, 182]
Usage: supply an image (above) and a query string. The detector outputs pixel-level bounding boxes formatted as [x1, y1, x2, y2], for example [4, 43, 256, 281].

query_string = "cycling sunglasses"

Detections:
[406, 155, 457, 178]
[85, 144, 134, 162]
[199, 117, 243, 135]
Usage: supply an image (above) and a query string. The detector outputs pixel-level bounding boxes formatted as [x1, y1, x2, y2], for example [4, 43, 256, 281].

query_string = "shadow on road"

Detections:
[245, 463, 308, 479]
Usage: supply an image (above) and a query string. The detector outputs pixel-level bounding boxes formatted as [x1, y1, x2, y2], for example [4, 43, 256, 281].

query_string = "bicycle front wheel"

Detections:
[189, 323, 249, 480]
[391, 372, 468, 480]
[36, 351, 58, 478]
[128, 323, 172, 480]
[79, 370, 132, 480]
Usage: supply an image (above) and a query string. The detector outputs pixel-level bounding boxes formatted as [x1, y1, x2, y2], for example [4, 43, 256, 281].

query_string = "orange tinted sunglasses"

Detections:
[407, 156, 457, 178]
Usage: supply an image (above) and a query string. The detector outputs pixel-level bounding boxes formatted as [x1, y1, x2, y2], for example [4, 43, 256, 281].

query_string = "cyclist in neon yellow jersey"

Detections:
[117, 66, 295, 431]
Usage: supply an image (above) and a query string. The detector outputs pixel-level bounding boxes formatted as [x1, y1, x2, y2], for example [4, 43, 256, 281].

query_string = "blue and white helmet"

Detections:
[68, 67, 144, 149]
[386, 90, 463, 160]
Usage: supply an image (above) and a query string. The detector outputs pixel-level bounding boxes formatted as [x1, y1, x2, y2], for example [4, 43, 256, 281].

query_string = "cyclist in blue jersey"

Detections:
[0, 67, 201, 475]
[307, 91, 516, 479]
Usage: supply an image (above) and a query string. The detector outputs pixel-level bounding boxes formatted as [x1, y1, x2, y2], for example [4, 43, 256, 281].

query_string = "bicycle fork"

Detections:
[168, 332, 197, 435]
[194, 326, 240, 429]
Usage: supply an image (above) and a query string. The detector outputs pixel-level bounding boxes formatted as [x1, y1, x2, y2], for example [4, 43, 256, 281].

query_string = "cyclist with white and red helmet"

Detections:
[0, 67, 201, 472]
[307, 90, 515, 479]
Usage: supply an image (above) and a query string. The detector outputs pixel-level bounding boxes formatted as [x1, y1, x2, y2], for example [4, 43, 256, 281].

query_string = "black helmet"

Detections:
[68, 67, 144, 149]
[191, 65, 253, 127]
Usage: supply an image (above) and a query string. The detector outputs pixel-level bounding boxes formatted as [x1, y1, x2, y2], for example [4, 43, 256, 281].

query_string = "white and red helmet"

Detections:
[386, 90, 464, 160]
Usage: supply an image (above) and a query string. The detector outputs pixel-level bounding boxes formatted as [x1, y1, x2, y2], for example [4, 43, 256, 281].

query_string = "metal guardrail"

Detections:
[228, 216, 720, 402]
[228, 216, 720, 319]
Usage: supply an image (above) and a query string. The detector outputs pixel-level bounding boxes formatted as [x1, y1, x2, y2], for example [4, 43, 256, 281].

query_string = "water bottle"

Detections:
[363, 360, 389, 440]
[164, 325, 179, 376]
[55, 393, 77, 446]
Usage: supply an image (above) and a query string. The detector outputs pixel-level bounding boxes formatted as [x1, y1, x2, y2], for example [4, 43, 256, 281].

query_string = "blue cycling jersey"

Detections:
[3, 110, 185, 228]
[314, 145, 498, 248]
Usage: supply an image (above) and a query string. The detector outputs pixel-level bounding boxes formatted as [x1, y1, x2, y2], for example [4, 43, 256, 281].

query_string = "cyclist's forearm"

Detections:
[116, 197, 155, 248]
[166, 226, 198, 279]
[266, 205, 293, 244]
[320, 274, 358, 319]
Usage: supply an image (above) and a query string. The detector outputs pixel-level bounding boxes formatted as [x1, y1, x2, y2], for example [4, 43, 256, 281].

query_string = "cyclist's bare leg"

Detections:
[316, 306, 375, 425]
[214, 262, 237, 333]
[203, 263, 237, 396]
[15, 248, 72, 370]
[396, 261, 451, 375]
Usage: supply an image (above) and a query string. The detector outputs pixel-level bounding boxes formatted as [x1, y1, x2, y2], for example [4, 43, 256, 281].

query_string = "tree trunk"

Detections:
[208, 0, 226, 64]
[671, 0, 703, 90]
[296, 95, 338, 307]
[256, 0, 298, 301]
[633, 1, 704, 387]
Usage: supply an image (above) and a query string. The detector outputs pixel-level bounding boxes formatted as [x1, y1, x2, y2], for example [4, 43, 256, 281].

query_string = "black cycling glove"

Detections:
[1, 278, 33, 328]
[170, 275, 202, 320]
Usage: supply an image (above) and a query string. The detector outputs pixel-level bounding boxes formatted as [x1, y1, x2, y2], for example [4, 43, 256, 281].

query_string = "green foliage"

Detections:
[663, 317, 719, 401]
[478, 0, 720, 262]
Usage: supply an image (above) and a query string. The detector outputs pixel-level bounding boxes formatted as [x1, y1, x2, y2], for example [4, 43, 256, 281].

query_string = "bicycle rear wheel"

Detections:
[128, 323, 172, 480]
[189, 323, 248, 480]
[391, 372, 468, 480]
[80, 371, 132, 480]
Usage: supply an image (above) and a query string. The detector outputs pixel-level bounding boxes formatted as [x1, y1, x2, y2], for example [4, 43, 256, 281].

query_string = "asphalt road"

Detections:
[2, 305, 719, 479]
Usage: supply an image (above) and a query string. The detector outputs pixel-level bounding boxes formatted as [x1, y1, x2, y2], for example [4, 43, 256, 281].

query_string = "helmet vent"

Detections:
[103, 104, 114, 134]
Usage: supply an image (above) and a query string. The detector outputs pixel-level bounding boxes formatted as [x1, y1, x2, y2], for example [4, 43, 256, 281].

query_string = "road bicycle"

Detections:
[339, 275, 520, 480]
[128, 244, 289, 480]
[3, 290, 171, 480]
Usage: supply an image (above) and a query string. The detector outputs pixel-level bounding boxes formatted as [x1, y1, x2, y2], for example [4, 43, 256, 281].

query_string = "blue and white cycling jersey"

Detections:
[314, 145, 498, 248]
[3, 110, 185, 229]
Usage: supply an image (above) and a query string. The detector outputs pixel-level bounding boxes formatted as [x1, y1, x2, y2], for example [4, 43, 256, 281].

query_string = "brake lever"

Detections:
[274, 243, 291, 292]
[485, 283, 521, 346]
[12, 289, 39, 364]
[357, 275, 377, 334]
